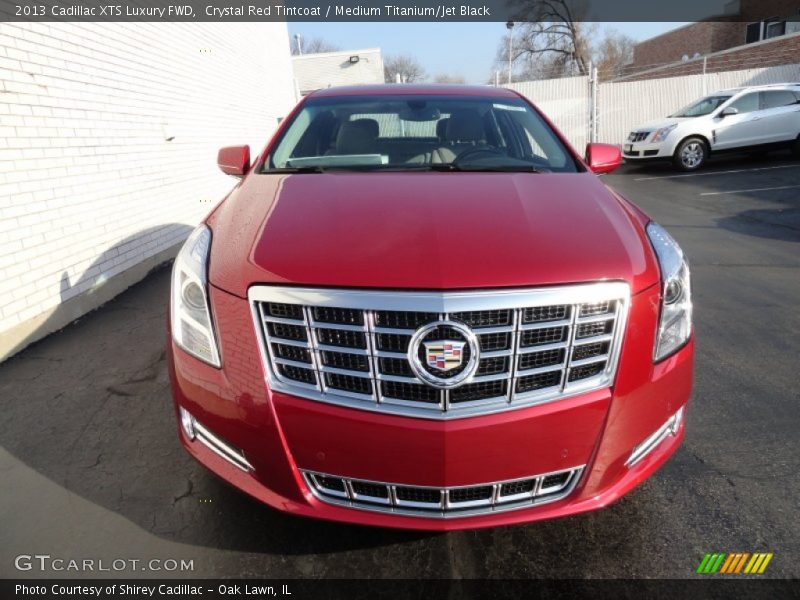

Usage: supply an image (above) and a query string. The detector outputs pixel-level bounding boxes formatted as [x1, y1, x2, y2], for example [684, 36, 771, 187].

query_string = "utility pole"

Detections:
[702, 56, 708, 95]
[506, 21, 514, 85]
[294, 33, 302, 55]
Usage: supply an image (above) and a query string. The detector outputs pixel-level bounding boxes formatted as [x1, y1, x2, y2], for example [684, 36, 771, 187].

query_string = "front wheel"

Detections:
[673, 137, 708, 171]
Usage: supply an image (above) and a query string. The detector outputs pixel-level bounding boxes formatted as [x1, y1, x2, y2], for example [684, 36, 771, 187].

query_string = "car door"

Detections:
[757, 90, 800, 144]
[713, 92, 761, 150]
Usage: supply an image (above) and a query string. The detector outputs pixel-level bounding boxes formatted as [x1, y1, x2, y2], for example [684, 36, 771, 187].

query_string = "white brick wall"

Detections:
[0, 23, 296, 349]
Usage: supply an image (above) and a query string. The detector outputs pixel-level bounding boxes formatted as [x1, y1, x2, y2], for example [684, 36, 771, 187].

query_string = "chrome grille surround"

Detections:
[249, 282, 630, 420]
[301, 466, 584, 518]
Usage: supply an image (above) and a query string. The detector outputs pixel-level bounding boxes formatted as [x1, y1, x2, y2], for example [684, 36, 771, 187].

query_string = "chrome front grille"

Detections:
[301, 466, 584, 518]
[250, 283, 629, 419]
[628, 131, 650, 142]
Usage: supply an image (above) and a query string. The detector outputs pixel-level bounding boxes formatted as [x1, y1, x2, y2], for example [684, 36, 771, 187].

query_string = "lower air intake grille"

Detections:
[302, 466, 584, 518]
[252, 283, 628, 419]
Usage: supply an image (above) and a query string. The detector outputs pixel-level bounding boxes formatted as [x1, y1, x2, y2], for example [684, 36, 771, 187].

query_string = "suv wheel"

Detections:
[792, 137, 800, 159]
[673, 137, 707, 171]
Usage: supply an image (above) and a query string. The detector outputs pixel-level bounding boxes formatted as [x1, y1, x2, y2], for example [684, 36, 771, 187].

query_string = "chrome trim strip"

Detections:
[250, 283, 630, 420]
[625, 407, 685, 467]
[301, 466, 584, 519]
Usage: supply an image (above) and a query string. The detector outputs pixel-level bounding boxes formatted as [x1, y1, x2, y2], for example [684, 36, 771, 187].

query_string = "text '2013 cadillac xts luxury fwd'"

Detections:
[168, 85, 693, 530]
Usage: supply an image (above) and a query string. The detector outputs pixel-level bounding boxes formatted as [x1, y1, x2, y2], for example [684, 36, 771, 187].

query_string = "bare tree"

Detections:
[384, 54, 427, 83]
[594, 30, 635, 81]
[433, 73, 466, 84]
[490, 2, 637, 83]
[290, 36, 340, 56]
[492, 0, 595, 81]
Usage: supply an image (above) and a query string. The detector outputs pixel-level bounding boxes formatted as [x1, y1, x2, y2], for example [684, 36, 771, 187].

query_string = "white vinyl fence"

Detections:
[505, 76, 591, 152]
[506, 63, 800, 150]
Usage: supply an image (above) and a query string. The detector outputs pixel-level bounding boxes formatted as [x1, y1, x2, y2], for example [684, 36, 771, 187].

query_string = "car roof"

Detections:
[713, 82, 800, 95]
[310, 84, 521, 99]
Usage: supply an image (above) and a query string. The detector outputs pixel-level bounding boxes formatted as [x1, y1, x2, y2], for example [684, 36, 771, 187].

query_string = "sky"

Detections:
[287, 22, 689, 84]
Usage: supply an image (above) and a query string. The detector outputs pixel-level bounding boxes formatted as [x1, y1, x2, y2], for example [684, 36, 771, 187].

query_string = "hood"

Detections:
[634, 117, 692, 133]
[207, 172, 659, 297]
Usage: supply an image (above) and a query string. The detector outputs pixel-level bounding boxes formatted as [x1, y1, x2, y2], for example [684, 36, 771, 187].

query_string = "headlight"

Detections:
[647, 222, 692, 361]
[170, 225, 221, 367]
[651, 124, 678, 143]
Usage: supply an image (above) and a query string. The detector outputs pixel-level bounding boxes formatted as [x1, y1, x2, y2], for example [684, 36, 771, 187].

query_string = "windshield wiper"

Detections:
[262, 166, 328, 174]
[424, 164, 542, 173]
[462, 165, 543, 173]
[264, 164, 543, 174]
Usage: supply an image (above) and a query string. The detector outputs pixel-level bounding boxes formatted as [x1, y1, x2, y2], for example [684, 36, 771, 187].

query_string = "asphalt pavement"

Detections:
[1, 151, 798, 579]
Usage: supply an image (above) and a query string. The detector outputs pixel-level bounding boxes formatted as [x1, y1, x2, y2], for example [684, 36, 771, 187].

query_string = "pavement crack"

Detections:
[687, 448, 738, 491]
[106, 385, 134, 397]
[444, 533, 478, 579]
[172, 479, 194, 506]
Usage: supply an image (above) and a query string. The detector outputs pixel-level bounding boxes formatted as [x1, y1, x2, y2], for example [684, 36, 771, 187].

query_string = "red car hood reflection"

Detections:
[207, 172, 658, 297]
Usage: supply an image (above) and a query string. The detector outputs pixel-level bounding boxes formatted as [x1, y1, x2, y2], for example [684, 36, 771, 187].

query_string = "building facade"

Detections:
[0, 23, 296, 361]
[631, 0, 800, 71]
[292, 48, 384, 96]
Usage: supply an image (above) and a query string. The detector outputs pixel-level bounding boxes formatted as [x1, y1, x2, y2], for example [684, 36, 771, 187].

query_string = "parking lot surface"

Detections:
[1, 153, 798, 579]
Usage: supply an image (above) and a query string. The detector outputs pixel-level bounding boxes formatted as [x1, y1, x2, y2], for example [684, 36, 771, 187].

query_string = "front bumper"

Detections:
[622, 141, 672, 160]
[168, 282, 693, 530]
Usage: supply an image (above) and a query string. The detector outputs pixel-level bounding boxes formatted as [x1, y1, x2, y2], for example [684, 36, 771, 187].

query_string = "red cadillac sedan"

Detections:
[168, 85, 693, 530]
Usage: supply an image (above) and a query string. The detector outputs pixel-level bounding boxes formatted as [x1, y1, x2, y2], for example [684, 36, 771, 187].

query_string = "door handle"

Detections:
[750, 116, 761, 121]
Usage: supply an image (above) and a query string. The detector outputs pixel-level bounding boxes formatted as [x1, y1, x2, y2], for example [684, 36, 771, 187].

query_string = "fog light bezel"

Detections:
[625, 406, 685, 467]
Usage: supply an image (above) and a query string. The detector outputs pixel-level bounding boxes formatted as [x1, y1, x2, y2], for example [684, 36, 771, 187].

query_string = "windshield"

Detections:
[670, 95, 733, 118]
[264, 94, 579, 173]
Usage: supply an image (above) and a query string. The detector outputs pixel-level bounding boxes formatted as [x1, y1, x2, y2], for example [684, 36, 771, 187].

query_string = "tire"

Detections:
[672, 137, 708, 171]
[792, 137, 800, 159]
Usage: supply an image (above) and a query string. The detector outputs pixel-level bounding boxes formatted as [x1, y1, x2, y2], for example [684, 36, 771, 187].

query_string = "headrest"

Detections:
[445, 110, 485, 143]
[436, 118, 450, 141]
[335, 119, 379, 154]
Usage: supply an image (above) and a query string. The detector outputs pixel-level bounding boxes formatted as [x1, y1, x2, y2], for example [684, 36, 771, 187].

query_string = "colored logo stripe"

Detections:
[697, 552, 773, 574]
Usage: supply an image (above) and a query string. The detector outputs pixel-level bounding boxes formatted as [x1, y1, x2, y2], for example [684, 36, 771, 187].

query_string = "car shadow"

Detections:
[619, 148, 797, 177]
[716, 208, 800, 243]
[0, 226, 434, 558]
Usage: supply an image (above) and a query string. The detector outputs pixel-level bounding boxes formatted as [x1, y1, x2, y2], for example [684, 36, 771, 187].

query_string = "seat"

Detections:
[329, 119, 379, 155]
[435, 118, 450, 142]
[412, 110, 487, 164]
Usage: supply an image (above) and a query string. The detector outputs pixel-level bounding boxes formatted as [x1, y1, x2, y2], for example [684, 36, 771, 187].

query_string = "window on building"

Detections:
[746, 17, 787, 43]
[765, 19, 786, 39]
[760, 90, 799, 109]
[745, 22, 761, 43]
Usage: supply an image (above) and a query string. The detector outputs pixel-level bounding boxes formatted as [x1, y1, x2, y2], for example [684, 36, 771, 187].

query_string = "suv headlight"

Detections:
[647, 222, 692, 361]
[170, 225, 221, 367]
[651, 124, 677, 143]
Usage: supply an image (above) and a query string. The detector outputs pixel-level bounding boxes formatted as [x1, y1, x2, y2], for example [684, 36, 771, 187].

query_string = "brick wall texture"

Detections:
[625, 33, 800, 81]
[0, 23, 295, 337]
[633, 0, 800, 69]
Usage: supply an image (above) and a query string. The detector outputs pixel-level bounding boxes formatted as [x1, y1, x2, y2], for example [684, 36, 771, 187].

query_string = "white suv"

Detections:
[623, 83, 800, 171]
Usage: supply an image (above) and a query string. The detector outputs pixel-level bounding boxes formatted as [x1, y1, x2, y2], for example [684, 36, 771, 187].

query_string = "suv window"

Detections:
[727, 93, 759, 114]
[761, 90, 799, 109]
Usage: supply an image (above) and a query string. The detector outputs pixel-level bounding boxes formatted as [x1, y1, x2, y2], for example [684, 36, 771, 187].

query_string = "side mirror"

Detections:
[217, 145, 250, 177]
[585, 143, 622, 175]
[720, 107, 738, 118]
